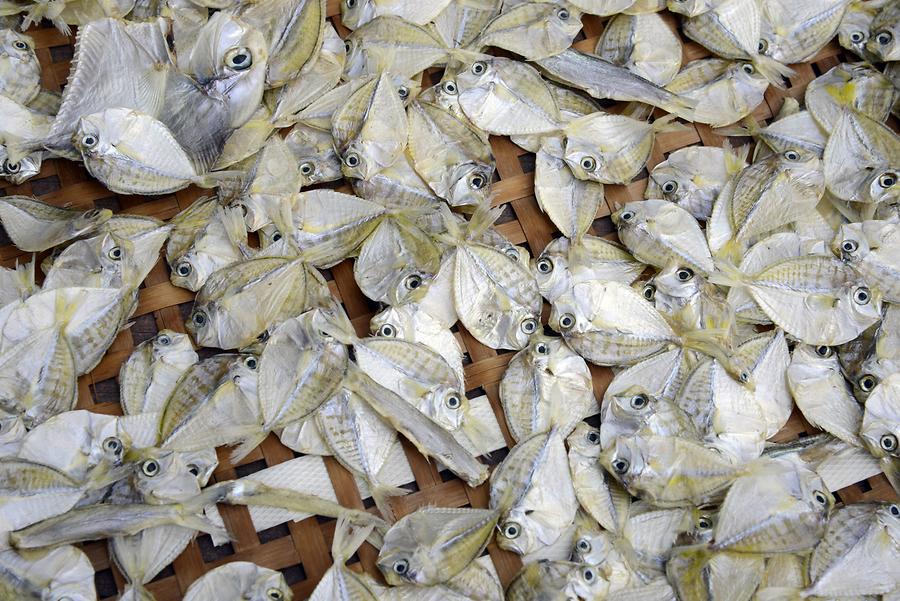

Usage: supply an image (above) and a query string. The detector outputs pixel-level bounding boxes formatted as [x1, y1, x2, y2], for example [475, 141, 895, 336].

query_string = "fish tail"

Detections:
[331, 516, 376, 563]
[723, 140, 749, 176]
[751, 55, 795, 88]
[219, 206, 250, 256]
[711, 237, 746, 269]
[708, 256, 748, 288]
[650, 113, 690, 135]
[370, 484, 409, 524]
[466, 204, 504, 239]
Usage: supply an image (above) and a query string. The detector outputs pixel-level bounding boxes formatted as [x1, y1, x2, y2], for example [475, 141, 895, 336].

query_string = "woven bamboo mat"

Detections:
[2, 4, 898, 600]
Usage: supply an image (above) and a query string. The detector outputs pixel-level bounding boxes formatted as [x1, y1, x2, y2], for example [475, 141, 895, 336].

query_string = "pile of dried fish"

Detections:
[0, 0, 898, 599]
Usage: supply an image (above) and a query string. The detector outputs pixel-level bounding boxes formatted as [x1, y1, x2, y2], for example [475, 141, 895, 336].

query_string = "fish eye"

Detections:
[576, 537, 591, 552]
[741, 63, 755, 74]
[504, 247, 519, 260]
[858, 374, 878, 392]
[13, 40, 27, 50]
[244, 355, 258, 370]
[556, 7, 570, 19]
[300, 161, 315, 176]
[404, 274, 422, 290]
[377, 323, 396, 337]
[757, 38, 768, 53]
[225, 47, 252, 71]
[267, 588, 285, 600]
[272, 231, 282, 242]
[850, 31, 865, 43]
[813, 490, 828, 505]
[188, 464, 200, 476]
[697, 516, 712, 529]
[469, 171, 488, 190]
[176, 262, 192, 277]
[881, 434, 897, 451]
[878, 172, 897, 188]
[676, 268, 694, 281]
[630, 394, 649, 409]
[392, 559, 409, 575]
[611, 458, 629, 474]
[343, 152, 361, 167]
[501, 521, 521, 539]
[535, 342, 549, 354]
[586, 430, 600, 445]
[661, 180, 678, 194]
[890, 504, 900, 516]
[107, 246, 123, 260]
[472, 61, 487, 75]
[345, 0, 356, 7]
[157, 334, 172, 346]
[582, 567, 595, 582]
[875, 31, 893, 45]
[344, 40, 352, 53]
[558, 313, 575, 331]
[642, 284, 656, 301]
[841, 240, 859, 253]
[102, 436, 123, 454]
[442, 80, 458, 95]
[3, 160, 19, 173]
[739, 371, 751, 383]
[397, 86, 409, 100]
[445, 393, 461, 409]
[814, 345, 832, 358]
[580, 156, 597, 171]
[853, 287, 871, 305]
[783, 150, 801, 161]
[619, 210, 635, 222]
[191, 311, 207, 327]
[141, 459, 160, 477]
[520, 317, 538, 334]
[536, 257, 553, 274]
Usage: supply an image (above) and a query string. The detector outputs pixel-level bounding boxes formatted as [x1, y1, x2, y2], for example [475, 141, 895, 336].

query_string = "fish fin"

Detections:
[332, 517, 376, 563]
[192, 171, 244, 189]
[370, 484, 409, 524]
[708, 257, 749, 288]
[228, 431, 268, 463]
[723, 140, 749, 176]
[218, 206, 251, 257]
[650, 113, 690, 134]
[465, 204, 504, 240]
[751, 55, 795, 88]
[711, 236, 746, 265]
[622, 102, 653, 121]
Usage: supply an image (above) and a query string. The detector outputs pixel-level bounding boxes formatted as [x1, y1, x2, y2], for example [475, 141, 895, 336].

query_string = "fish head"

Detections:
[543, 4, 585, 51]
[610, 200, 650, 231]
[566, 421, 603, 459]
[377, 536, 436, 586]
[563, 137, 604, 181]
[867, 24, 898, 62]
[600, 386, 665, 445]
[567, 562, 611, 599]
[186, 301, 221, 348]
[549, 291, 588, 337]
[677, 509, 717, 545]
[170, 250, 219, 292]
[600, 436, 646, 490]
[860, 374, 900, 460]
[838, 6, 877, 58]
[653, 264, 703, 301]
[151, 329, 197, 365]
[249, 569, 293, 601]
[74, 110, 122, 161]
[832, 222, 871, 263]
[420, 78, 465, 118]
[370, 305, 413, 339]
[793, 464, 834, 517]
[836, 282, 883, 339]
[730, 60, 770, 90]
[866, 168, 899, 205]
[190, 12, 268, 128]
[446, 162, 494, 209]
[339, 140, 380, 180]
[0, 150, 41, 184]
[0, 29, 36, 62]
[533, 237, 571, 301]
[421, 386, 468, 431]
[875, 502, 900, 543]
[647, 162, 695, 207]
[571, 526, 615, 565]
[456, 55, 503, 99]
[340, 0, 377, 30]
[127, 447, 202, 504]
[495, 511, 539, 555]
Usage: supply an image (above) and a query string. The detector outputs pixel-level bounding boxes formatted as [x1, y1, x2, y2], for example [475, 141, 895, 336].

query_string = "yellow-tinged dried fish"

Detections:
[0, 458, 87, 532]
[431, 0, 501, 48]
[345, 365, 489, 487]
[568, 423, 631, 534]
[833, 219, 900, 302]
[564, 113, 684, 184]
[666, 545, 765, 601]
[758, 0, 851, 64]
[343, 17, 449, 79]
[341, 0, 452, 30]
[501, 335, 594, 441]
[119, 331, 198, 417]
[0, 147, 42, 185]
[536, 49, 697, 119]
[837, 0, 889, 60]
[613, 200, 714, 274]
[823, 110, 899, 204]
[182, 561, 294, 601]
[506, 560, 611, 601]
[666, 59, 769, 127]
[805, 63, 897, 133]
[0, 545, 96, 600]
[377, 507, 497, 585]
[866, 0, 900, 61]
[457, 55, 562, 135]
[0, 30, 40, 105]
[472, 1, 582, 60]
[860, 373, 900, 494]
[310, 518, 380, 601]
[0, 196, 110, 252]
[285, 123, 343, 186]
[490, 429, 578, 555]
[595, 12, 681, 85]
[787, 344, 863, 446]
[291, 190, 387, 267]
[534, 140, 604, 239]
[711, 256, 882, 346]
[407, 100, 494, 208]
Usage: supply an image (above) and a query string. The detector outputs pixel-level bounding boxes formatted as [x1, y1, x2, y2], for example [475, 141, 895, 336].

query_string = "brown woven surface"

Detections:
[2, 4, 898, 600]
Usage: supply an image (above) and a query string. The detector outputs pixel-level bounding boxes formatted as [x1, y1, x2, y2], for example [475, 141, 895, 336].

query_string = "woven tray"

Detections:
[2, 5, 897, 600]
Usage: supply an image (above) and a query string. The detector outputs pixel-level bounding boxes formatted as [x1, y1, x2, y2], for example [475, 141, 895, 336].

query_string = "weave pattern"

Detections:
[1, 5, 897, 599]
